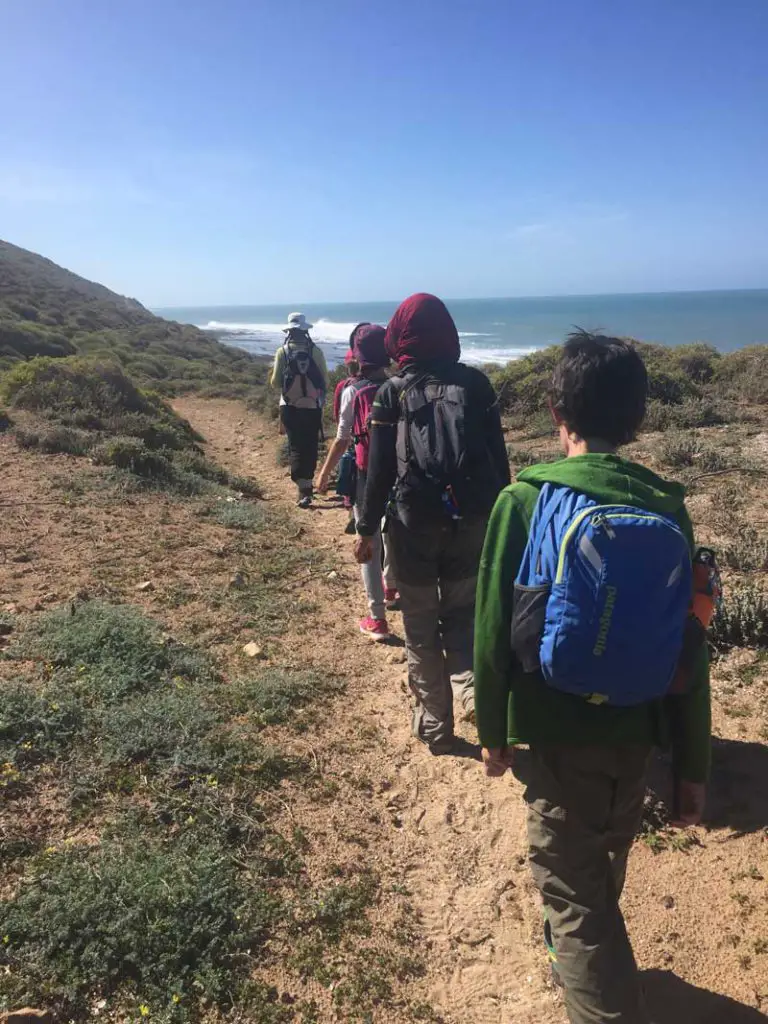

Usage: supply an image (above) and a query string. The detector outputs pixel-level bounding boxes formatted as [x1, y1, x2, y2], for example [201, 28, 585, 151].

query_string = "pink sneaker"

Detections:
[359, 616, 389, 641]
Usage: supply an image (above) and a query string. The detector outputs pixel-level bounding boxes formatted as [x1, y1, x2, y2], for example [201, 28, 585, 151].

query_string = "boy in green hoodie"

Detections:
[474, 332, 710, 1024]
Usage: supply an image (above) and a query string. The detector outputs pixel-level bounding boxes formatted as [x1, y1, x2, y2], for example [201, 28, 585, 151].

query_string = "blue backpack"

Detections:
[512, 483, 692, 706]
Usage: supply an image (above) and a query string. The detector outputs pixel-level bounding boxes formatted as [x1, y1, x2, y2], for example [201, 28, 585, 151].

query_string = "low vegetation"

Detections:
[490, 341, 767, 428]
[711, 582, 768, 649]
[1, 357, 260, 495]
[0, 600, 400, 1022]
[0, 238, 267, 398]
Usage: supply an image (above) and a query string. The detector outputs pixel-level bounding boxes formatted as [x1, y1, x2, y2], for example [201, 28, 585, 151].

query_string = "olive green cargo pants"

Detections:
[525, 745, 652, 1024]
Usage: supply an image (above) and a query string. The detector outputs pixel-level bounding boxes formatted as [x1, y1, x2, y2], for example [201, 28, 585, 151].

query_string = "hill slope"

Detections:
[0, 238, 265, 395]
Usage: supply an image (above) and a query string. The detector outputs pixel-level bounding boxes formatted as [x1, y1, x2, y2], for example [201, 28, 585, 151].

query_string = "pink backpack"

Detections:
[350, 377, 380, 472]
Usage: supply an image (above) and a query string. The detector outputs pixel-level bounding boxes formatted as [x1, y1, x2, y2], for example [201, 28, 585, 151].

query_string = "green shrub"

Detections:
[2, 356, 142, 414]
[489, 347, 561, 415]
[0, 358, 201, 450]
[172, 448, 230, 485]
[12, 601, 202, 705]
[658, 433, 700, 468]
[91, 436, 174, 479]
[96, 688, 219, 767]
[634, 342, 716, 403]
[711, 583, 768, 648]
[14, 425, 91, 456]
[213, 501, 266, 531]
[225, 670, 342, 728]
[0, 684, 86, 764]
[720, 524, 768, 572]
[276, 439, 291, 467]
[506, 444, 539, 468]
[0, 825, 278, 1018]
[227, 474, 264, 499]
[712, 346, 768, 405]
[644, 397, 726, 431]
[697, 446, 731, 473]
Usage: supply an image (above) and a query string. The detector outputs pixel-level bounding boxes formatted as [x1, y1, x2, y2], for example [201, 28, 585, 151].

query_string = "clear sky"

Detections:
[1, 0, 767, 306]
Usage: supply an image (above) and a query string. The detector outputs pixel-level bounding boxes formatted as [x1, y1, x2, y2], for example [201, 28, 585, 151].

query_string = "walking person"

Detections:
[474, 332, 712, 1022]
[317, 324, 392, 639]
[354, 293, 510, 752]
[270, 312, 328, 507]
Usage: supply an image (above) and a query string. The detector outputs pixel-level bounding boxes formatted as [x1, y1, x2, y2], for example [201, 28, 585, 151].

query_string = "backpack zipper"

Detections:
[555, 506, 678, 584]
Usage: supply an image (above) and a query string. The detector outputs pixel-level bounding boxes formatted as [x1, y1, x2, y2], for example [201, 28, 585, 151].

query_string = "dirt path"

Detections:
[175, 396, 562, 1024]
[175, 397, 768, 1024]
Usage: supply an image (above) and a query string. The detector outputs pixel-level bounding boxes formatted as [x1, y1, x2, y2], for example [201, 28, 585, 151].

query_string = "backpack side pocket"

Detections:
[511, 583, 551, 674]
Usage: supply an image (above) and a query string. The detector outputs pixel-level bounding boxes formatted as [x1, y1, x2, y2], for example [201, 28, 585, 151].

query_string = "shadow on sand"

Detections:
[646, 735, 768, 835]
[643, 969, 766, 1022]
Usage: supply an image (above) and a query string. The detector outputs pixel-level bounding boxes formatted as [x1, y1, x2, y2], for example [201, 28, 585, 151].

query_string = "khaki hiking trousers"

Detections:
[387, 515, 487, 749]
[525, 745, 652, 1024]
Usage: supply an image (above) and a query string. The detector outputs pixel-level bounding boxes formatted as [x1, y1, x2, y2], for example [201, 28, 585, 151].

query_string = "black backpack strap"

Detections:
[393, 371, 429, 465]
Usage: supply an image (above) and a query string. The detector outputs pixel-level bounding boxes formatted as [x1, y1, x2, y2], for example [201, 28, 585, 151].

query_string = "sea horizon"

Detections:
[157, 288, 768, 369]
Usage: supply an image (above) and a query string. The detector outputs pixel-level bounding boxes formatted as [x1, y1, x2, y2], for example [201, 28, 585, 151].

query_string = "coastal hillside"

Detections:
[0, 238, 266, 395]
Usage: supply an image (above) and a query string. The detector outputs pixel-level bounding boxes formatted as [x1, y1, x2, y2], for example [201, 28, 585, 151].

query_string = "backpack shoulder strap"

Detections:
[527, 485, 567, 577]
[390, 371, 427, 465]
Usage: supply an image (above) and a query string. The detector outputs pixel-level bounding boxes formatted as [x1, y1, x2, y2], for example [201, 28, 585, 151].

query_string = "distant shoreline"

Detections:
[157, 290, 768, 369]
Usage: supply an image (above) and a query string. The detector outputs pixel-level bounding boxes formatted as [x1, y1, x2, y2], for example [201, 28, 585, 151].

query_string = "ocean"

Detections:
[157, 290, 768, 369]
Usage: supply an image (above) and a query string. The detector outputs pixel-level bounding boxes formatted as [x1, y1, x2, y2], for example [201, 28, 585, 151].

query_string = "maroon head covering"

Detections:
[353, 323, 388, 370]
[384, 293, 461, 367]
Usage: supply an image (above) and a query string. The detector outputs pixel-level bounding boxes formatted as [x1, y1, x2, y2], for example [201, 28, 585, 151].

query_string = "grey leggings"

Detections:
[353, 470, 390, 621]
[353, 504, 387, 620]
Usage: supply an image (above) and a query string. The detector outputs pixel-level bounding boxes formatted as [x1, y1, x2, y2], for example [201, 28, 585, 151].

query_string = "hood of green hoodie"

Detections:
[516, 453, 686, 515]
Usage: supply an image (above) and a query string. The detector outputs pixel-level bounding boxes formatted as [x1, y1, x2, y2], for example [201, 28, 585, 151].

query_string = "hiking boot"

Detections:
[384, 588, 401, 611]
[427, 737, 455, 755]
[359, 616, 389, 641]
[297, 495, 313, 509]
[411, 706, 455, 755]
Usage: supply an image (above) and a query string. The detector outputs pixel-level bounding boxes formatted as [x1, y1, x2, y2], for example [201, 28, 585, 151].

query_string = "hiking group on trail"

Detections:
[271, 294, 715, 1024]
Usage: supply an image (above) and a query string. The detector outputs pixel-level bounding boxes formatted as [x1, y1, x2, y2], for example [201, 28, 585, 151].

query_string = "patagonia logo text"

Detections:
[593, 585, 618, 657]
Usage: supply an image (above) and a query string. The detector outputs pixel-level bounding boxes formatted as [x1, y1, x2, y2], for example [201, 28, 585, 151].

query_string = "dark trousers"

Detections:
[280, 406, 321, 494]
[387, 515, 487, 747]
[525, 745, 651, 1024]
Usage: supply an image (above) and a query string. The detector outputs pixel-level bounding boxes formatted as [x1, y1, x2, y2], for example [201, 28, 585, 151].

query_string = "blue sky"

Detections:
[1, 0, 767, 305]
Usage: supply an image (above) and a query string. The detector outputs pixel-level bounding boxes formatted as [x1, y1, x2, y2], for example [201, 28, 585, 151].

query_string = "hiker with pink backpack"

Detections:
[316, 323, 395, 640]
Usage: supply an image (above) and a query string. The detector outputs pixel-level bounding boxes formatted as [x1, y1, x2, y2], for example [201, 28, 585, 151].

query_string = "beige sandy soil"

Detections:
[1, 396, 766, 1023]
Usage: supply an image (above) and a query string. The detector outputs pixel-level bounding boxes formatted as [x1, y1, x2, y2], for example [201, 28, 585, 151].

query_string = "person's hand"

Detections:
[354, 535, 375, 564]
[482, 746, 514, 778]
[316, 471, 330, 493]
[672, 780, 706, 827]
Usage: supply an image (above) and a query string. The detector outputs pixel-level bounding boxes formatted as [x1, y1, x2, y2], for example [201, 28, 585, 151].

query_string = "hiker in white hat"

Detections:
[269, 313, 328, 507]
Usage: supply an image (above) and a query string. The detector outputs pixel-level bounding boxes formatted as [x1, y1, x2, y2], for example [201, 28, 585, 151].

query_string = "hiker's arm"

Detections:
[667, 647, 711, 787]
[487, 399, 511, 487]
[317, 386, 354, 491]
[269, 349, 283, 389]
[474, 488, 528, 750]
[357, 423, 396, 535]
[666, 506, 712, 819]
[317, 438, 348, 492]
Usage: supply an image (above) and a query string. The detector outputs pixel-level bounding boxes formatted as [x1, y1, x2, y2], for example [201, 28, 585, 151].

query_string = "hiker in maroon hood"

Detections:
[355, 293, 510, 753]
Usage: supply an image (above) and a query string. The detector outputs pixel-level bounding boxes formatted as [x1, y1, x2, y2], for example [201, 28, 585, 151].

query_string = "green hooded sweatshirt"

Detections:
[474, 453, 711, 782]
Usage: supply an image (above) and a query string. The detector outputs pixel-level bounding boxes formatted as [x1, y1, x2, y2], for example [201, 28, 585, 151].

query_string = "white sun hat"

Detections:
[282, 312, 313, 332]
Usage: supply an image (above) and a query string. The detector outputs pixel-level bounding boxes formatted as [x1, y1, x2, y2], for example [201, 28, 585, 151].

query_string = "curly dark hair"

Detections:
[551, 330, 648, 446]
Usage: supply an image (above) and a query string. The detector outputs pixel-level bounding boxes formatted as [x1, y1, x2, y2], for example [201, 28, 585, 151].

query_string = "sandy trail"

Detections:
[175, 397, 768, 1024]
[175, 396, 562, 1024]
